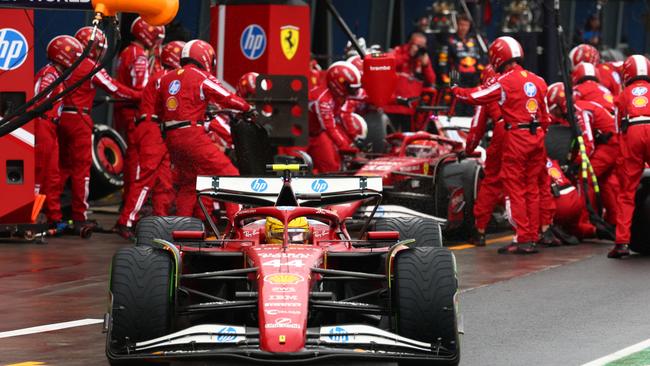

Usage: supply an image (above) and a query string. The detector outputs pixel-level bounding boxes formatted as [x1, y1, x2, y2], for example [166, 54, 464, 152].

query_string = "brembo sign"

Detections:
[0, 0, 93, 10]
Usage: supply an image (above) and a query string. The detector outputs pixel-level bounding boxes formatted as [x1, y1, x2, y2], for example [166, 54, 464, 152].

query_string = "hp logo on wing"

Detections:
[216, 326, 237, 342]
[0, 28, 28, 71]
[311, 179, 328, 193]
[240, 24, 266, 60]
[251, 178, 268, 192]
[328, 327, 349, 342]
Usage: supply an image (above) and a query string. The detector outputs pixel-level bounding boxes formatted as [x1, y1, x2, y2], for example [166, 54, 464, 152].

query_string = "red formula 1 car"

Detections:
[340, 130, 483, 235]
[105, 166, 461, 365]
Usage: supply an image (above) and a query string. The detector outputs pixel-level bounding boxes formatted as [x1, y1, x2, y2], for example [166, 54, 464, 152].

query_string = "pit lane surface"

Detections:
[1, 213, 648, 366]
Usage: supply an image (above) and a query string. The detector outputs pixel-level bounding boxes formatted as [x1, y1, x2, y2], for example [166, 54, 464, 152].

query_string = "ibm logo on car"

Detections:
[311, 179, 328, 193]
[251, 178, 268, 192]
[240, 24, 266, 60]
[0, 28, 28, 71]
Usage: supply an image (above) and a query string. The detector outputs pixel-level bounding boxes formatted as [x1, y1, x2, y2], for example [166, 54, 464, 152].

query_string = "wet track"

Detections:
[1, 213, 649, 366]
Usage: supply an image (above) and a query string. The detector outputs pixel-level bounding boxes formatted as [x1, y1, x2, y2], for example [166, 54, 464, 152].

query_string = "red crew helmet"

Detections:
[181, 40, 217, 74]
[346, 55, 364, 77]
[47, 35, 83, 68]
[74, 26, 107, 60]
[571, 62, 600, 85]
[622, 54, 650, 85]
[569, 44, 600, 68]
[488, 36, 524, 72]
[236, 72, 259, 99]
[131, 16, 165, 49]
[547, 82, 567, 114]
[160, 40, 185, 70]
[326, 61, 362, 98]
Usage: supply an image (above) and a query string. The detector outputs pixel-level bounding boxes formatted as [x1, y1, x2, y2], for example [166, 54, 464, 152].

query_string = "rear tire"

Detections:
[109, 246, 173, 348]
[364, 110, 393, 153]
[135, 216, 204, 247]
[375, 217, 443, 247]
[394, 247, 460, 365]
[630, 177, 650, 255]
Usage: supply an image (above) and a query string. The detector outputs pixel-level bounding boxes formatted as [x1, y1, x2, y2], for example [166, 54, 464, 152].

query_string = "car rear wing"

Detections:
[195, 176, 383, 205]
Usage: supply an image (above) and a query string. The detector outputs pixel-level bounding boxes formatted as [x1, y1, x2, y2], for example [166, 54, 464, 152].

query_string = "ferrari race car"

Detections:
[342, 130, 483, 235]
[105, 166, 461, 365]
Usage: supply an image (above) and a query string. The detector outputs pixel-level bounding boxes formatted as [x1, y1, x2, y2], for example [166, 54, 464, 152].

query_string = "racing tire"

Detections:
[108, 246, 173, 358]
[375, 217, 443, 247]
[364, 110, 393, 153]
[630, 177, 650, 255]
[394, 247, 460, 365]
[135, 216, 204, 247]
[90, 124, 126, 201]
[231, 118, 273, 175]
[434, 158, 481, 236]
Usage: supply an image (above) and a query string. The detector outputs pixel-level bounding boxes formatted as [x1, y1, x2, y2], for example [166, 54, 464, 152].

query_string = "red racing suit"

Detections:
[34, 63, 63, 222]
[116, 68, 174, 227]
[453, 64, 550, 244]
[53, 59, 141, 222]
[114, 43, 151, 204]
[547, 159, 596, 239]
[575, 99, 620, 225]
[152, 64, 250, 217]
[466, 100, 505, 232]
[597, 63, 622, 96]
[307, 86, 356, 173]
[573, 80, 616, 114]
[615, 80, 650, 244]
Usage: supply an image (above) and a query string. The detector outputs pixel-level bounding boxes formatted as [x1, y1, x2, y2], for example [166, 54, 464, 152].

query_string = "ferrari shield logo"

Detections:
[280, 25, 299, 60]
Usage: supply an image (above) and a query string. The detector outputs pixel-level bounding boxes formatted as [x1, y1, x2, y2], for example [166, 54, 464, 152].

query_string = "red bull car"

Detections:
[341, 130, 483, 235]
[105, 166, 461, 365]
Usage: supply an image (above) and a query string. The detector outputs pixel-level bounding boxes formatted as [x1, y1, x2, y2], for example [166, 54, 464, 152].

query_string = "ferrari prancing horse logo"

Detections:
[280, 25, 299, 60]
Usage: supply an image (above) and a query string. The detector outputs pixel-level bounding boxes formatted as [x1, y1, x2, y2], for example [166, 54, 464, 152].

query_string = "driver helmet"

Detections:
[265, 216, 310, 244]
[405, 140, 438, 159]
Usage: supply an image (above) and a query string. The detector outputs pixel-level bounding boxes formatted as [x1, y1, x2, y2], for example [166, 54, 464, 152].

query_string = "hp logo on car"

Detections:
[240, 24, 266, 60]
[251, 178, 268, 192]
[216, 326, 237, 342]
[0, 28, 28, 71]
[328, 327, 349, 342]
[311, 179, 328, 193]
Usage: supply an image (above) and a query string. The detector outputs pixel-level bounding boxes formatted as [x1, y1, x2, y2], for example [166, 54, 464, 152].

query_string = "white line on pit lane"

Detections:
[0, 319, 103, 339]
[582, 338, 650, 366]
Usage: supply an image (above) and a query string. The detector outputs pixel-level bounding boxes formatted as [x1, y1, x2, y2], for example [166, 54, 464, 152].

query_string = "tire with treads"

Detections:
[90, 124, 126, 201]
[136, 216, 204, 247]
[394, 247, 460, 365]
[108, 246, 172, 361]
[364, 110, 393, 153]
[374, 217, 443, 247]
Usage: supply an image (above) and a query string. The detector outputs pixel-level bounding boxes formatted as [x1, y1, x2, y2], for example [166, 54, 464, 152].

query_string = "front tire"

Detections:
[109, 246, 173, 350]
[394, 247, 460, 365]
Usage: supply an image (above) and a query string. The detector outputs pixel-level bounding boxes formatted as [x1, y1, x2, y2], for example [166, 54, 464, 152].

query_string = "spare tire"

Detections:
[375, 217, 443, 247]
[434, 158, 482, 235]
[231, 118, 273, 175]
[136, 216, 205, 247]
[90, 124, 126, 201]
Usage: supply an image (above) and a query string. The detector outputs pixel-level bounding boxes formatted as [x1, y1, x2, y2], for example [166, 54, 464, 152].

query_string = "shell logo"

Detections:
[549, 167, 562, 180]
[166, 96, 178, 111]
[264, 273, 304, 284]
[633, 96, 648, 108]
[520, 71, 528, 77]
[604, 94, 614, 103]
[525, 98, 539, 113]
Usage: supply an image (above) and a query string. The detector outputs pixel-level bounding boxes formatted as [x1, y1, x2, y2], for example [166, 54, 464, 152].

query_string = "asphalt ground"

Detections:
[1, 213, 648, 366]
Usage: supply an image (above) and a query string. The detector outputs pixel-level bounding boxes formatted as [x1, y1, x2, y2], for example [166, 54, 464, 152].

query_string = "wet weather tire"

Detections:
[375, 217, 443, 247]
[395, 247, 460, 365]
[109, 246, 173, 348]
[135, 216, 204, 247]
